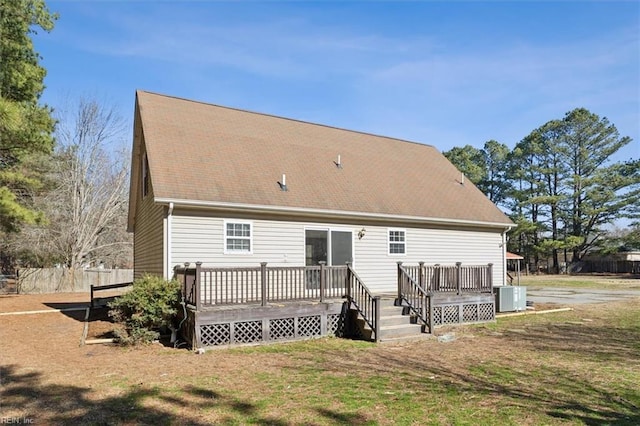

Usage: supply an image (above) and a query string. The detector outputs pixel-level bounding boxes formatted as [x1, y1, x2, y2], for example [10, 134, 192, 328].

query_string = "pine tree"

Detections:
[0, 0, 57, 232]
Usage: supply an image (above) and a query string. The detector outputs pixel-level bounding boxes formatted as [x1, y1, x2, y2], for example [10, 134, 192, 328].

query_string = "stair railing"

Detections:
[397, 261, 431, 333]
[345, 262, 380, 342]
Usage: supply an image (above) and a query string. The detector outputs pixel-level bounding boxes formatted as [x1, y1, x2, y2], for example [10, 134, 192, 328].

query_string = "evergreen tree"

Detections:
[0, 0, 57, 232]
[450, 108, 638, 272]
[561, 108, 639, 261]
[443, 140, 511, 205]
[442, 145, 486, 187]
[482, 140, 510, 205]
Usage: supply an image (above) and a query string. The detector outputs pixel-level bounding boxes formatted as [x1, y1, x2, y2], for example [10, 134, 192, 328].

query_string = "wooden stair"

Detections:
[352, 297, 429, 342]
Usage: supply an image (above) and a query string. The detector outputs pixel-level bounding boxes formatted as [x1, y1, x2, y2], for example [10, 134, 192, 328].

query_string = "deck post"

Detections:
[434, 264, 440, 292]
[396, 261, 403, 303]
[420, 292, 426, 328]
[345, 262, 352, 303]
[456, 262, 462, 295]
[182, 262, 190, 304]
[418, 261, 425, 289]
[427, 294, 433, 333]
[195, 262, 202, 310]
[319, 261, 326, 303]
[90, 285, 94, 308]
[488, 263, 493, 292]
[429, 294, 434, 332]
[260, 262, 268, 307]
[373, 295, 381, 342]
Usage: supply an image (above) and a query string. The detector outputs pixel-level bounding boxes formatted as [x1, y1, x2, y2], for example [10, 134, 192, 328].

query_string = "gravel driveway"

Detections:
[526, 287, 640, 305]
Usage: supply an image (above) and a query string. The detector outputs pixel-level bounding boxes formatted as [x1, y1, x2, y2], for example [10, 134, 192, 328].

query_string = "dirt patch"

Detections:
[0, 292, 119, 341]
[0, 292, 90, 313]
[85, 307, 117, 340]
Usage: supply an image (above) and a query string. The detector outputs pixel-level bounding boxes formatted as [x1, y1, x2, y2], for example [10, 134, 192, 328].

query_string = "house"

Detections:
[128, 90, 514, 348]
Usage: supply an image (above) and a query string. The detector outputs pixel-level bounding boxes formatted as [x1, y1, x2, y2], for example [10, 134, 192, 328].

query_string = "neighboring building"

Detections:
[127, 91, 514, 347]
[581, 251, 640, 274]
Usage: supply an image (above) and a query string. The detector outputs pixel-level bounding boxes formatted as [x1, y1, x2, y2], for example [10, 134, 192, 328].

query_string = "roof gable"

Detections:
[129, 91, 513, 228]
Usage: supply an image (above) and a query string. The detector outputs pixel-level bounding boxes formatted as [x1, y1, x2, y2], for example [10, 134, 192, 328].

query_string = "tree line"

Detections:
[444, 111, 639, 273]
[0, 0, 131, 274]
[1, 0, 638, 278]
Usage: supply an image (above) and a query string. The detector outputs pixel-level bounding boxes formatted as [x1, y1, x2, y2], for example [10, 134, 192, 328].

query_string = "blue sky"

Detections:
[36, 1, 639, 162]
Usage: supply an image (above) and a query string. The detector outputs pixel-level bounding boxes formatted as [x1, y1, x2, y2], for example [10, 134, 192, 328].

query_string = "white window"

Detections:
[224, 221, 252, 254]
[388, 229, 406, 255]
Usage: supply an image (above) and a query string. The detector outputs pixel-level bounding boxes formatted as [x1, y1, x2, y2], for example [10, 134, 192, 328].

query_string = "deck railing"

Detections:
[175, 261, 381, 341]
[396, 263, 431, 333]
[176, 265, 198, 307]
[399, 262, 493, 295]
[174, 262, 348, 310]
[346, 263, 380, 342]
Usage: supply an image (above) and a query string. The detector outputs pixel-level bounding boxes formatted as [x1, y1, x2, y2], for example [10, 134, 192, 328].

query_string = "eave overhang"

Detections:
[154, 197, 515, 231]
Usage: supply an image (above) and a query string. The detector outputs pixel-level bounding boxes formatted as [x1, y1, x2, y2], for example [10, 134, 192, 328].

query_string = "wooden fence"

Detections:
[15, 268, 133, 293]
[579, 260, 640, 274]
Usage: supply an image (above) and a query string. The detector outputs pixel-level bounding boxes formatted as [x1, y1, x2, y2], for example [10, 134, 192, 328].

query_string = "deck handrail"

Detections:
[90, 281, 133, 308]
[174, 263, 348, 307]
[402, 262, 493, 294]
[175, 261, 381, 342]
[346, 263, 380, 342]
[396, 262, 431, 333]
[175, 263, 199, 309]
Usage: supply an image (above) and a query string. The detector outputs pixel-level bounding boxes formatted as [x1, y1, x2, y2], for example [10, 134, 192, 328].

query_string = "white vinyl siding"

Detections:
[170, 212, 505, 293]
[171, 213, 304, 268]
[354, 227, 504, 292]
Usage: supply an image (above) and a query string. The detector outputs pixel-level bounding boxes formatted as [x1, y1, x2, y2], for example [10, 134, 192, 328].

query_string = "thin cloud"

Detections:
[67, 6, 438, 80]
[47, 3, 638, 156]
[371, 26, 638, 100]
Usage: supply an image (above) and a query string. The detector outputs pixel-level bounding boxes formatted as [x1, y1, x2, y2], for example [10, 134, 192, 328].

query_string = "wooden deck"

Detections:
[175, 262, 496, 349]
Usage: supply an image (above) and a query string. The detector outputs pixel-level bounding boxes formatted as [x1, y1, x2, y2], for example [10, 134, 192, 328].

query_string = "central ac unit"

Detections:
[496, 286, 527, 312]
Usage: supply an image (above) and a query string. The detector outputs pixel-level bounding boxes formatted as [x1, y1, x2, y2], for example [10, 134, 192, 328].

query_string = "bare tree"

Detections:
[53, 97, 132, 268]
[12, 97, 132, 274]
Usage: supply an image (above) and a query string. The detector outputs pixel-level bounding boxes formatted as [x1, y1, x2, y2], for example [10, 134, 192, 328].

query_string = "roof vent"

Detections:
[334, 154, 343, 169]
[278, 173, 288, 191]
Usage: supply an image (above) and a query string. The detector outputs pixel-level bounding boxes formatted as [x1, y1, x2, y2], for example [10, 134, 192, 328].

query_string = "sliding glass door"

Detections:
[305, 229, 352, 266]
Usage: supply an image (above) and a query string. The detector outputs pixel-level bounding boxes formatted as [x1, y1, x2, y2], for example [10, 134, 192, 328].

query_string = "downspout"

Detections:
[166, 202, 174, 279]
[166, 201, 187, 346]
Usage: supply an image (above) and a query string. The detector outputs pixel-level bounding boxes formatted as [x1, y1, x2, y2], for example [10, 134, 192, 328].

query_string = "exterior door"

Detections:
[330, 230, 352, 266]
[305, 229, 352, 266]
[305, 230, 328, 266]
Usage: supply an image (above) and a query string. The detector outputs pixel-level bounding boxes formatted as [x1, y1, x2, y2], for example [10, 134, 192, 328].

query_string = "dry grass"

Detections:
[518, 274, 640, 290]
[1, 291, 639, 425]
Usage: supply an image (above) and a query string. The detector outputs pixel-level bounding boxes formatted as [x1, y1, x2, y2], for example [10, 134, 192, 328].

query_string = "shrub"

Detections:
[108, 275, 181, 345]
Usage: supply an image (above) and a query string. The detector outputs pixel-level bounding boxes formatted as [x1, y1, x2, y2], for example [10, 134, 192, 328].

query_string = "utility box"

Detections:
[496, 286, 527, 312]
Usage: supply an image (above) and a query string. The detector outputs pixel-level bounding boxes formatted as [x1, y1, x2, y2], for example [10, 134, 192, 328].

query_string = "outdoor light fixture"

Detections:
[358, 228, 366, 239]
